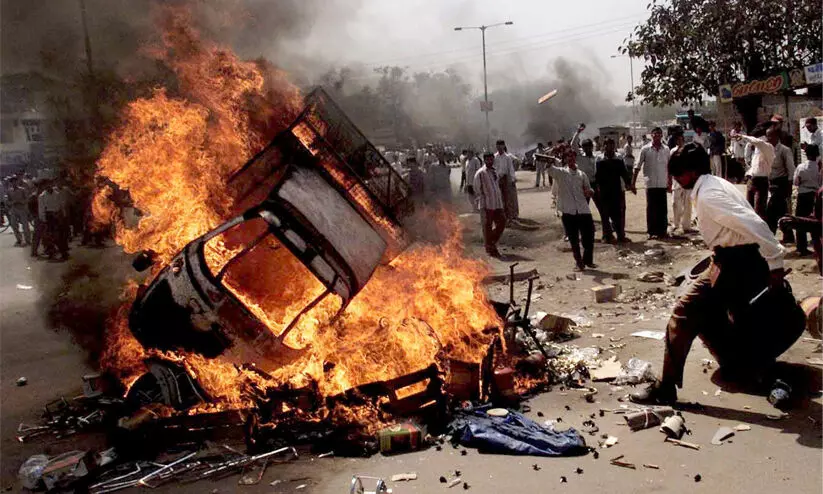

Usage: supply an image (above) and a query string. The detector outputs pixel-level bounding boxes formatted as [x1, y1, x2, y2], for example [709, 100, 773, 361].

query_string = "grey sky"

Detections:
[290, 0, 650, 104]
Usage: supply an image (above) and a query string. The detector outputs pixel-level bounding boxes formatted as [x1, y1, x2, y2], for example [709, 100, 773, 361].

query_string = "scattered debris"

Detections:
[660, 415, 686, 439]
[767, 380, 792, 409]
[448, 478, 462, 488]
[440, 476, 447, 483]
[643, 464, 659, 470]
[559, 476, 567, 483]
[592, 285, 622, 303]
[378, 422, 425, 454]
[16, 377, 27, 387]
[714, 389, 722, 397]
[390, 473, 417, 482]
[603, 436, 619, 448]
[590, 356, 622, 382]
[711, 427, 735, 445]
[694, 474, 702, 482]
[664, 437, 701, 450]
[351, 475, 390, 494]
[575, 467, 583, 474]
[592, 333, 605, 338]
[613, 358, 656, 385]
[609, 455, 636, 469]
[630, 330, 665, 340]
[624, 406, 676, 431]
[18, 454, 49, 490]
[531, 464, 541, 471]
[766, 412, 789, 420]
[16, 284, 33, 290]
[733, 424, 752, 432]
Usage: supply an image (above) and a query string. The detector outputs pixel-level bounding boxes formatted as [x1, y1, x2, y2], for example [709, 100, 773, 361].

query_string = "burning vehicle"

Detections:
[129, 88, 411, 375]
[120, 88, 501, 418]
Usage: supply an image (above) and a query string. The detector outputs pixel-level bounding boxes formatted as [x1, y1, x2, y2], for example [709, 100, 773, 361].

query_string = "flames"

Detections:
[94, 4, 501, 414]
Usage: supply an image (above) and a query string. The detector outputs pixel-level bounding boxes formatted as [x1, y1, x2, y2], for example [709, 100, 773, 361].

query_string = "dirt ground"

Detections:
[0, 169, 821, 493]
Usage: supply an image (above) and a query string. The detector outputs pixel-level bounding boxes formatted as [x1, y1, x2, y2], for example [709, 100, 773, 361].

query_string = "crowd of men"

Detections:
[457, 115, 822, 274]
[0, 172, 105, 261]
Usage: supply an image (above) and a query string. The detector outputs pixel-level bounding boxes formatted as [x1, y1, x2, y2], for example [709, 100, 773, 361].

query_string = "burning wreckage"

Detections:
[19, 89, 595, 492]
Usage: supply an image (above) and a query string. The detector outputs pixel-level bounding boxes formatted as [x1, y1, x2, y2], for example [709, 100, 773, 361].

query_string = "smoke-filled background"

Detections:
[1, 0, 643, 165]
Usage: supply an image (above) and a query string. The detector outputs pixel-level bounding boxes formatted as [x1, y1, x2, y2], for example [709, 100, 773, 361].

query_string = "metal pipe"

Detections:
[136, 451, 197, 486]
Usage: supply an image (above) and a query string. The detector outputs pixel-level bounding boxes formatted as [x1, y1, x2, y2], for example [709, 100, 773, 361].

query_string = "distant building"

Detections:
[0, 73, 76, 176]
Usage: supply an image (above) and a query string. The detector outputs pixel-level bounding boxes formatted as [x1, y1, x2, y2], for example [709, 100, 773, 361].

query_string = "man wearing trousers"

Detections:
[632, 127, 671, 239]
[545, 148, 596, 271]
[736, 127, 776, 221]
[631, 144, 804, 405]
[474, 152, 506, 257]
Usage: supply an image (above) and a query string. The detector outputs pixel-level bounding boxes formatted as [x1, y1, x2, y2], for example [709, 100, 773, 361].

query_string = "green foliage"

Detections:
[621, 0, 822, 105]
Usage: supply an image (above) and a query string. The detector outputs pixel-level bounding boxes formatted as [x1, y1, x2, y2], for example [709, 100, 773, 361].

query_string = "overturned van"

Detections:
[128, 88, 412, 371]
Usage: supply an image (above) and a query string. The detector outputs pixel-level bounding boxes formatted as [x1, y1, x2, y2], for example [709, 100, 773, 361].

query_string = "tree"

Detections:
[622, 0, 822, 108]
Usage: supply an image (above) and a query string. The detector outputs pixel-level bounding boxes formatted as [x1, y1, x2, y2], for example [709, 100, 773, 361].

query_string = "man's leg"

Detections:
[766, 178, 788, 234]
[9, 210, 22, 244]
[18, 209, 31, 244]
[645, 189, 655, 236]
[580, 214, 595, 266]
[795, 192, 814, 253]
[481, 209, 493, 252]
[681, 189, 692, 231]
[508, 181, 520, 219]
[561, 214, 583, 268]
[30, 219, 42, 256]
[632, 270, 720, 404]
[711, 155, 721, 176]
[754, 177, 769, 221]
[592, 189, 611, 240]
[616, 192, 627, 240]
[672, 189, 683, 232]
[490, 209, 506, 246]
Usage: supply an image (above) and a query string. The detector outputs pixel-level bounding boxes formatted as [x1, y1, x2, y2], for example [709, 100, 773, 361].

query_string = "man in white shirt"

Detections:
[729, 121, 747, 167]
[38, 180, 69, 260]
[546, 147, 596, 271]
[494, 140, 519, 223]
[473, 152, 506, 256]
[669, 134, 693, 234]
[735, 126, 777, 220]
[622, 135, 635, 173]
[632, 127, 671, 239]
[631, 144, 805, 405]
[766, 130, 795, 238]
[534, 143, 548, 188]
[801, 117, 822, 163]
[789, 144, 821, 255]
[464, 150, 481, 212]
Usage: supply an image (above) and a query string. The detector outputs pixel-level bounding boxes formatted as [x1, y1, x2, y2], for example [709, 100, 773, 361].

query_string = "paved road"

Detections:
[0, 172, 820, 493]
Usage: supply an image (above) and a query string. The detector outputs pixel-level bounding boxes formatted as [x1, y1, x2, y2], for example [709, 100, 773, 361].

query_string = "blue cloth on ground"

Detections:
[449, 405, 587, 457]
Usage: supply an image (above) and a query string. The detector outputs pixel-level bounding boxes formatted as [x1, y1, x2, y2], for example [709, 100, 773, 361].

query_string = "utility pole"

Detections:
[78, 0, 94, 77]
[611, 53, 638, 142]
[455, 21, 513, 151]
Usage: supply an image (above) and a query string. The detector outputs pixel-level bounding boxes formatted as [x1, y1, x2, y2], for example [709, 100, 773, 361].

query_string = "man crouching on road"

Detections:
[631, 143, 805, 405]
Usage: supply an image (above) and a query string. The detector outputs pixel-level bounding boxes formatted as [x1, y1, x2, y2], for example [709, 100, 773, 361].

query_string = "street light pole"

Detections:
[611, 54, 637, 142]
[455, 21, 513, 151]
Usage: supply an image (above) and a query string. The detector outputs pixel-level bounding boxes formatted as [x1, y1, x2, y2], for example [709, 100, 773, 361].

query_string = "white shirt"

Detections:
[692, 133, 707, 147]
[473, 165, 504, 210]
[794, 160, 821, 194]
[635, 143, 671, 189]
[493, 152, 516, 182]
[691, 174, 784, 270]
[465, 156, 481, 187]
[769, 143, 795, 180]
[738, 135, 774, 177]
[38, 189, 63, 221]
[622, 143, 635, 168]
[575, 153, 596, 183]
[729, 130, 747, 159]
[548, 165, 592, 215]
[801, 127, 822, 147]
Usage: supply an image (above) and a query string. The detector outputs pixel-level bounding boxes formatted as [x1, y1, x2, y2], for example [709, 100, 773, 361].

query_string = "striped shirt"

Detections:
[473, 165, 504, 210]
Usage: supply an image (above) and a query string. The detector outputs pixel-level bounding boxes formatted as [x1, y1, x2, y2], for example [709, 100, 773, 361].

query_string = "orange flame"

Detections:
[94, 4, 501, 414]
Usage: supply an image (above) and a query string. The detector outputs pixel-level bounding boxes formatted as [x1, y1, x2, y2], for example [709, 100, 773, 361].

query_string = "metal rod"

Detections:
[508, 262, 519, 306]
[523, 275, 538, 320]
[137, 452, 197, 486]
